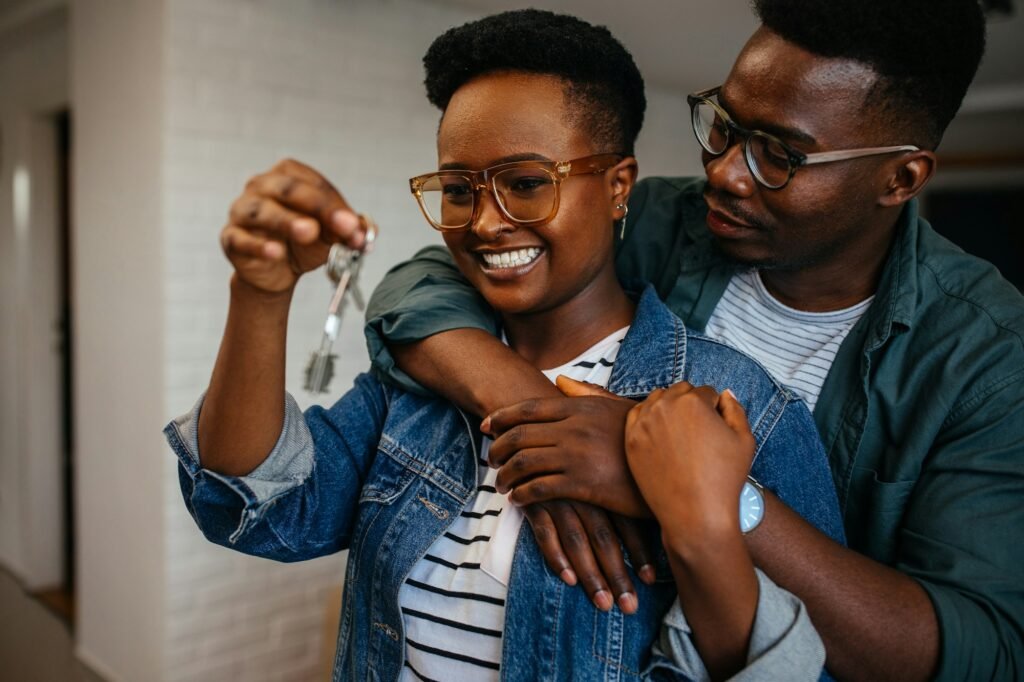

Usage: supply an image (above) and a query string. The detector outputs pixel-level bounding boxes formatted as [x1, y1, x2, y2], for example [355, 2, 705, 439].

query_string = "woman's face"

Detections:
[436, 72, 633, 317]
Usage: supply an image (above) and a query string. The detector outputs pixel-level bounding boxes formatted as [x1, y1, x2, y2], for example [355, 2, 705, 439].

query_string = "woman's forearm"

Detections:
[197, 275, 294, 476]
[663, 523, 759, 681]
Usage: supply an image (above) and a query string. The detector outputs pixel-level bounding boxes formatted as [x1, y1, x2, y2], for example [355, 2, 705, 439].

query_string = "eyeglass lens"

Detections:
[692, 100, 794, 189]
[417, 167, 558, 229]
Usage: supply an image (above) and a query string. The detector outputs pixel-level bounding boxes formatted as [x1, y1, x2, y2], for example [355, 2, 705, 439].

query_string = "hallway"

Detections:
[0, 569, 104, 682]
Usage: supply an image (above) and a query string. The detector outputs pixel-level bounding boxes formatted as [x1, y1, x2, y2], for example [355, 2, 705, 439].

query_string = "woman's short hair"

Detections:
[423, 9, 647, 155]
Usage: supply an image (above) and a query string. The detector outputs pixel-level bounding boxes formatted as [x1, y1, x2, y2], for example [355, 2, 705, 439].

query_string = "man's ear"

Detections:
[609, 156, 639, 220]
[879, 150, 936, 208]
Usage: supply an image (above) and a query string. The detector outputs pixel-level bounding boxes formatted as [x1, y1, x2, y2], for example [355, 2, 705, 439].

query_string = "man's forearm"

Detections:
[747, 493, 939, 682]
[389, 328, 560, 416]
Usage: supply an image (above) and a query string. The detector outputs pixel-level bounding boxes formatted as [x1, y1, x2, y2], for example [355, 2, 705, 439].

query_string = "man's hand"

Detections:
[522, 501, 658, 615]
[625, 383, 754, 535]
[222, 158, 367, 294]
[484, 377, 650, 518]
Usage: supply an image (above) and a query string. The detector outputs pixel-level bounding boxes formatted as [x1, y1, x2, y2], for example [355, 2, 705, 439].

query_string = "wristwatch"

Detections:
[739, 476, 765, 534]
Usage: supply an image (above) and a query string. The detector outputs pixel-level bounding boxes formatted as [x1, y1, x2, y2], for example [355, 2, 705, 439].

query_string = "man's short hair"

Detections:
[423, 9, 647, 155]
[753, 0, 987, 149]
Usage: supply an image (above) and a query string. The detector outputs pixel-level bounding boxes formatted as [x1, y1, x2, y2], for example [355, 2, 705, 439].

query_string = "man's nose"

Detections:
[703, 142, 756, 198]
[471, 189, 515, 241]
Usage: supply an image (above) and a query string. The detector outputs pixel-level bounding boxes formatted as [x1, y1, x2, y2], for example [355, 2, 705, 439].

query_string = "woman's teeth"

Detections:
[481, 248, 541, 269]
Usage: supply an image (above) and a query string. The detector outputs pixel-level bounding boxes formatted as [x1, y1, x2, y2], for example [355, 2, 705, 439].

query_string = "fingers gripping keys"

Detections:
[304, 217, 378, 394]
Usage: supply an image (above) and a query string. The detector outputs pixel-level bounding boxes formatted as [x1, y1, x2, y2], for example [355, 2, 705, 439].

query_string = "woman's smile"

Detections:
[475, 245, 546, 279]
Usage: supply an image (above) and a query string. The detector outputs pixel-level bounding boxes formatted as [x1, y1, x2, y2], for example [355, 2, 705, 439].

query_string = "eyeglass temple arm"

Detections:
[801, 145, 920, 166]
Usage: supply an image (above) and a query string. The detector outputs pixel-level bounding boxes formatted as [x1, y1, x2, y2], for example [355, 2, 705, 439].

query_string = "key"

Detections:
[304, 217, 377, 394]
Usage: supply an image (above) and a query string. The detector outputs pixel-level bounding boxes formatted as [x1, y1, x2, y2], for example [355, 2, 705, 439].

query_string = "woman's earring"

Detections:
[616, 203, 629, 239]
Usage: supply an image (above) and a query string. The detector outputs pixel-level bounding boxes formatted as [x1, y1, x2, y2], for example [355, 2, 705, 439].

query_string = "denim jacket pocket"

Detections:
[358, 446, 420, 505]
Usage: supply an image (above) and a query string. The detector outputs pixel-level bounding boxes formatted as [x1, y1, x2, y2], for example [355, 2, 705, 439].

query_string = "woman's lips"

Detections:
[475, 246, 545, 280]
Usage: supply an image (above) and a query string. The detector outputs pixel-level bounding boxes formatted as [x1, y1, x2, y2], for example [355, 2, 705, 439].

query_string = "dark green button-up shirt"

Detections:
[365, 176, 1024, 680]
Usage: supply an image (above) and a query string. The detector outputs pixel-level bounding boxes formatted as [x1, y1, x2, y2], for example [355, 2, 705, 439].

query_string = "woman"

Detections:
[165, 10, 843, 681]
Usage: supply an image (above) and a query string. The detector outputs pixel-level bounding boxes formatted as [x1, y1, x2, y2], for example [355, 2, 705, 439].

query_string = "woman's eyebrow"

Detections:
[718, 90, 818, 147]
[439, 152, 551, 171]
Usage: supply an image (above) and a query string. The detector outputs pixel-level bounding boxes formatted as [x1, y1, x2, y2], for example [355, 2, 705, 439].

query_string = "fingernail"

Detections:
[639, 564, 656, 585]
[618, 592, 638, 614]
[292, 217, 318, 239]
[263, 241, 285, 260]
[560, 569, 577, 586]
[331, 210, 358, 235]
[480, 416, 492, 434]
[723, 388, 737, 400]
[594, 590, 613, 612]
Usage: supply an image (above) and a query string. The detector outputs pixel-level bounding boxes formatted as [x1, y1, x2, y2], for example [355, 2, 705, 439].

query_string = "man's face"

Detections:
[702, 27, 901, 272]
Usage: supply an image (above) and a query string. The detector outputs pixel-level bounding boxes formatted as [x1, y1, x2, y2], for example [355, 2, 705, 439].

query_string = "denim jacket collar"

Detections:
[608, 286, 688, 397]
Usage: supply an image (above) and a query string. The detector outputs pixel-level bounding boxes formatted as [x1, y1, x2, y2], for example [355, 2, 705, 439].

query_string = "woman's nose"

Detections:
[703, 142, 756, 199]
[471, 190, 515, 241]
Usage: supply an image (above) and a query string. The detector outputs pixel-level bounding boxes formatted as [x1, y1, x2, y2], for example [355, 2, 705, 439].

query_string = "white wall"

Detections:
[0, 3, 69, 590]
[71, 1, 166, 680]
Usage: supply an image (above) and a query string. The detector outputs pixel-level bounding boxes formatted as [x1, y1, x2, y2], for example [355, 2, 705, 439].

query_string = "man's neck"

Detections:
[758, 216, 898, 313]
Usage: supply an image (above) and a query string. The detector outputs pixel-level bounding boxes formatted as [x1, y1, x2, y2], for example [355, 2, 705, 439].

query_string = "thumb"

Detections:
[556, 375, 615, 398]
[716, 389, 752, 434]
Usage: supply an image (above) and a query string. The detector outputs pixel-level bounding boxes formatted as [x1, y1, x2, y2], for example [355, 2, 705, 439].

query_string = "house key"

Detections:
[303, 217, 377, 394]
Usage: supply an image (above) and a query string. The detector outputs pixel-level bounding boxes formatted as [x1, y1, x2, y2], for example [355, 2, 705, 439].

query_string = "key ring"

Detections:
[325, 213, 378, 283]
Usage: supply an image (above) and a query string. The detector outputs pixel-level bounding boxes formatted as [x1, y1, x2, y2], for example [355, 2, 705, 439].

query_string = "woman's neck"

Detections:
[501, 274, 635, 370]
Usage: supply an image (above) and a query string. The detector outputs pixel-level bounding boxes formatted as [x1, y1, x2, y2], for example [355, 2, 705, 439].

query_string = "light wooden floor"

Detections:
[0, 568, 105, 682]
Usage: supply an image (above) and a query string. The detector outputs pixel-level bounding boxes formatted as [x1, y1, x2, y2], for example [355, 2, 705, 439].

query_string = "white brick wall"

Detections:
[162, 1, 480, 680]
[160, 1, 699, 680]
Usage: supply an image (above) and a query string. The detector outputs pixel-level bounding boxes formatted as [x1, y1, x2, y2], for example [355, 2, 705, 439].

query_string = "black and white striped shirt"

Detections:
[703, 269, 873, 412]
[398, 327, 627, 681]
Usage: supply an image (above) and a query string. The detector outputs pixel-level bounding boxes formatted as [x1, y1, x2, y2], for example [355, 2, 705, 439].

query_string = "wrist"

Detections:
[663, 520, 750, 572]
[661, 502, 741, 563]
[230, 273, 295, 308]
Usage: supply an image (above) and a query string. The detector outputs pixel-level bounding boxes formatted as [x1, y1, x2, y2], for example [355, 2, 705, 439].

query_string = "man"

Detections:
[349, 1, 1024, 680]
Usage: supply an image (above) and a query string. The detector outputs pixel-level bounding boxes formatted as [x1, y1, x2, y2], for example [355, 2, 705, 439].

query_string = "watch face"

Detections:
[739, 480, 764, 533]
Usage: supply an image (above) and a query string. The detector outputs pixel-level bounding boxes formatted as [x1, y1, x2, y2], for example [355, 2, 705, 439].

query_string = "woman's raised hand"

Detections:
[221, 158, 367, 293]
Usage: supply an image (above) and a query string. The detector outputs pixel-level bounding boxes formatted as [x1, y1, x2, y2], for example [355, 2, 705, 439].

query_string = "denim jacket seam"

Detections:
[378, 434, 472, 502]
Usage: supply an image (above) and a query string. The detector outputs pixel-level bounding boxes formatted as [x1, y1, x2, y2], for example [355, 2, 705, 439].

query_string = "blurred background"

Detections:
[0, 1, 1020, 680]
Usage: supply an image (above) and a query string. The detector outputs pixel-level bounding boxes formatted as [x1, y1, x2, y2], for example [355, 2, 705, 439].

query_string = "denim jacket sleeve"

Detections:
[645, 569, 825, 681]
[164, 372, 389, 561]
[364, 245, 498, 395]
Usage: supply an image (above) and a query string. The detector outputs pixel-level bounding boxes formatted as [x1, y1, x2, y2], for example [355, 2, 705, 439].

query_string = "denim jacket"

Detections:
[166, 287, 846, 681]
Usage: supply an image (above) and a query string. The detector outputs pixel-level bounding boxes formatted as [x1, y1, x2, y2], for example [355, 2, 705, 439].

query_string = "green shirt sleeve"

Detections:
[898, 374, 1024, 681]
[364, 245, 498, 394]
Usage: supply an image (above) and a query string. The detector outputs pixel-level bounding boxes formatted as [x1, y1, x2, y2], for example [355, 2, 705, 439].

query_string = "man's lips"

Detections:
[704, 201, 760, 238]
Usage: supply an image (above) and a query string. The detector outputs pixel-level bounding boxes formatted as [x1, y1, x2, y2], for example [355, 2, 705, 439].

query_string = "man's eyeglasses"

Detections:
[687, 86, 919, 190]
[409, 153, 623, 231]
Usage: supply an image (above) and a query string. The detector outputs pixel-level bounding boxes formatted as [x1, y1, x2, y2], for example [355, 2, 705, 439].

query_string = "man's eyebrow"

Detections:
[718, 90, 818, 147]
[439, 152, 550, 171]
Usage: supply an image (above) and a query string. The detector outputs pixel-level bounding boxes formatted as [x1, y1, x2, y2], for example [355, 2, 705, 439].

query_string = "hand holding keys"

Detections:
[304, 217, 378, 394]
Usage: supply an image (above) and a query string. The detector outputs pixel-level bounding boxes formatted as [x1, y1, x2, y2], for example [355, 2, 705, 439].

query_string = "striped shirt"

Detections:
[398, 327, 627, 682]
[703, 269, 873, 413]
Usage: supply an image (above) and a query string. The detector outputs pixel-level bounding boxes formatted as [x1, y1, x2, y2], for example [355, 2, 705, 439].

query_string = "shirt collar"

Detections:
[860, 199, 921, 351]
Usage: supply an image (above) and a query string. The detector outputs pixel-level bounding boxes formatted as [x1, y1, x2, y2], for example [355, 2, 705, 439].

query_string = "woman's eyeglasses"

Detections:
[409, 153, 623, 231]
